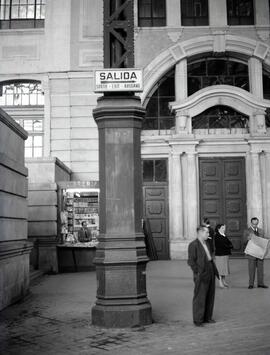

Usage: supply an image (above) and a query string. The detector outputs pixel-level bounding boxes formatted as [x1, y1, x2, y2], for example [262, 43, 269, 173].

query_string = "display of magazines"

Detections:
[62, 189, 99, 240]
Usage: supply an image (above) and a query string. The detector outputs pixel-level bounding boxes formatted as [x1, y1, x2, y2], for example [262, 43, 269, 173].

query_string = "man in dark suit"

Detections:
[243, 217, 268, 289]
[188, 225, 219, 326]
[78, 221, 92, 242]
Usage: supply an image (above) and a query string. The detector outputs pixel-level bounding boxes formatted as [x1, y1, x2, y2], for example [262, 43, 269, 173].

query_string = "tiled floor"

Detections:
[1, 259, 270, 354]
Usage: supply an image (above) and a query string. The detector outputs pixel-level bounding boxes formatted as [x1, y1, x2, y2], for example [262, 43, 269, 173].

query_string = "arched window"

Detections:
[0, 0, 45, 29]
[0, 80, 44, 158]
[192, 105, 249, 130]
[143, 70, 175, 130]
[188, 57, 249, 96]
[0, 81, 44, 106]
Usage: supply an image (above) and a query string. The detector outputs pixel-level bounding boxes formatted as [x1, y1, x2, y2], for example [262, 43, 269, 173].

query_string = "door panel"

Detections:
[200, 158, 246, 254]
[143, 185, 169, 260]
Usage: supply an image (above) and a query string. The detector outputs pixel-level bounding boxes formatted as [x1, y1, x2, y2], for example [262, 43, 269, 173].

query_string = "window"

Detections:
[266, 108, 270, 128]
[192, 106, 249, 130]
[227, 0, 254, 25]
[263, 69, 270, 100]
[188, 57, 249, 95]
[0, 0, 45, 29]
[143, 70, 175, 130]
[143, 159, 167, 182]
[138, 0, 166, 26]
[181, 0, 208, 26]
[23, 129, 43, 158]
[0, 81, 44, 106]
[0, 80, 44, 158]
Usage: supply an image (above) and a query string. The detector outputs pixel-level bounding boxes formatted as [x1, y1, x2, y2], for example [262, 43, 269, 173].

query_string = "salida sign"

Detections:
[95, 69, 143, 92]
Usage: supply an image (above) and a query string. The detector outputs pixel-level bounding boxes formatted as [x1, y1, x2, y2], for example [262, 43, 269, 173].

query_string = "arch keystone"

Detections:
[170, 44, 186, 62]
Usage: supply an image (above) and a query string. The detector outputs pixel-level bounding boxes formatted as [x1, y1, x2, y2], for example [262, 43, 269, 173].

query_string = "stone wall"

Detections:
[0, 108, 31, 311]
[26, 157, 71, 272]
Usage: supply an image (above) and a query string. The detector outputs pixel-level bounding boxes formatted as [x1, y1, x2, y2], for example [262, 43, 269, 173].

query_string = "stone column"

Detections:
[248, 151, 263, 224]
[248, 57, 263, 99]
[248, 57, 266, 135]
[186, 152, 198, 239]
[91, 95, 152, 328]
[262, 151, 270, 238]
[175, 110, 191, 134]
[42, 76, 51, 157]
[175, 58, 187, 102]
[169, 152, 183, 241]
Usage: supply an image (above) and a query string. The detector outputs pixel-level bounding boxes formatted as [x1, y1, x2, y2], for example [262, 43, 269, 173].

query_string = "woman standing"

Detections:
[214, 224, 233, 288]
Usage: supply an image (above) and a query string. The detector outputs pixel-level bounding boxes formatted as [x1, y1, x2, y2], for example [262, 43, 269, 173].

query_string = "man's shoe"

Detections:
[204, 319, 216, 323]
[194, 322, 204, 327]
[258, 284, 268, 288]
[248, 285, 254, 289]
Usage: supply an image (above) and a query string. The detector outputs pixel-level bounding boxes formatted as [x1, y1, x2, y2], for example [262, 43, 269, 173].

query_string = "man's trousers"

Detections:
[193, 261, 216, 324]
[247, 255, 264, 286]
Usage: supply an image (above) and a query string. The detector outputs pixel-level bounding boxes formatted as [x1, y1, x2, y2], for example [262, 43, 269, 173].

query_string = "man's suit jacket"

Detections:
[188, 239, 219, 282]
[78, 227, 92, 242]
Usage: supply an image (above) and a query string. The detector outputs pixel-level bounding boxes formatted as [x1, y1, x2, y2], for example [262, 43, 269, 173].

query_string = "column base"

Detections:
[170, 240, 191, 259]
[92, 302, 152, 328]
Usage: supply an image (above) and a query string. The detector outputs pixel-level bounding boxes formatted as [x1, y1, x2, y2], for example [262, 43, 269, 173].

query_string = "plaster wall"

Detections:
[26, 159, 71, 272]
[0, 108, 31, 310]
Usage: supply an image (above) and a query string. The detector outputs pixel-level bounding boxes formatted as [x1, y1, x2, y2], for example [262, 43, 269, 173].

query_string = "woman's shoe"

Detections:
[223, 280, 229, 288]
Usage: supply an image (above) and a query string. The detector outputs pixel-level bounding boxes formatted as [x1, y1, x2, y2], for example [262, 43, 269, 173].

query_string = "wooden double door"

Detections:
[199, 157, 247, 253]
[143, 183, 169, 260]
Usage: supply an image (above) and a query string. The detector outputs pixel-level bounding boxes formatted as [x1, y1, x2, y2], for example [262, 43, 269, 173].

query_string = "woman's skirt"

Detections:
[215, 255, 230, 276]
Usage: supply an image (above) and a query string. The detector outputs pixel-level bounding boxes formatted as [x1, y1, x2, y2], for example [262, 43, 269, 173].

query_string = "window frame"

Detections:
[0, 79, 45, 158]
[138, 0, 166, 27]
[0, 0, 45, 29]
[142, 159, 168, 183]
[226, 0, 254, 26]
[0, 80, 44, 106]
[192, 105, 249, 131]
[181, 0, 209, 26]
[143, 70, 175, 131]
[187, 57, 250, 96]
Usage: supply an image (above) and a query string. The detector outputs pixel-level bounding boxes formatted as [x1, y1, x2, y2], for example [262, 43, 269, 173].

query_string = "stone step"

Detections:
[30, 269, 44, 284]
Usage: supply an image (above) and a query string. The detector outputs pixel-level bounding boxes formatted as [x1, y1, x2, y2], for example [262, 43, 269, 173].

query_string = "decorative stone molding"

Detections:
[253, 110, 267, 134]
[175, 110, 191, 135]
[167, 30, 183, 43]
[210, 27, 229, 35]
[213, 34, 226, 53]
[169, 43, 186, 62]
[141, 34, 270, 103]
[170, 85, 270, 118]
[256, 27, 270, 41]
[254, 42, 269, 60]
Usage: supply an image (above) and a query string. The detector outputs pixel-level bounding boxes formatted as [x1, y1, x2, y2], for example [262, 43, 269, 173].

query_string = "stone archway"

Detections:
[170, 85, 270, 135]
[140, 35, 270, 104]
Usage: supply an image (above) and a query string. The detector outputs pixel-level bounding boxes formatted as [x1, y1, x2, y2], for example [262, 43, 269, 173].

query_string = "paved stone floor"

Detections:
[1, 259, 270, 355]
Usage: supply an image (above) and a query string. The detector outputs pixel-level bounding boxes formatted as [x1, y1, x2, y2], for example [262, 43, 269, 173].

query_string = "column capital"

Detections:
[170, 150, 183, 158]
[185, 150, 198, 156]
[93, 95, 145, 128]
[249, 150, 262, 155]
